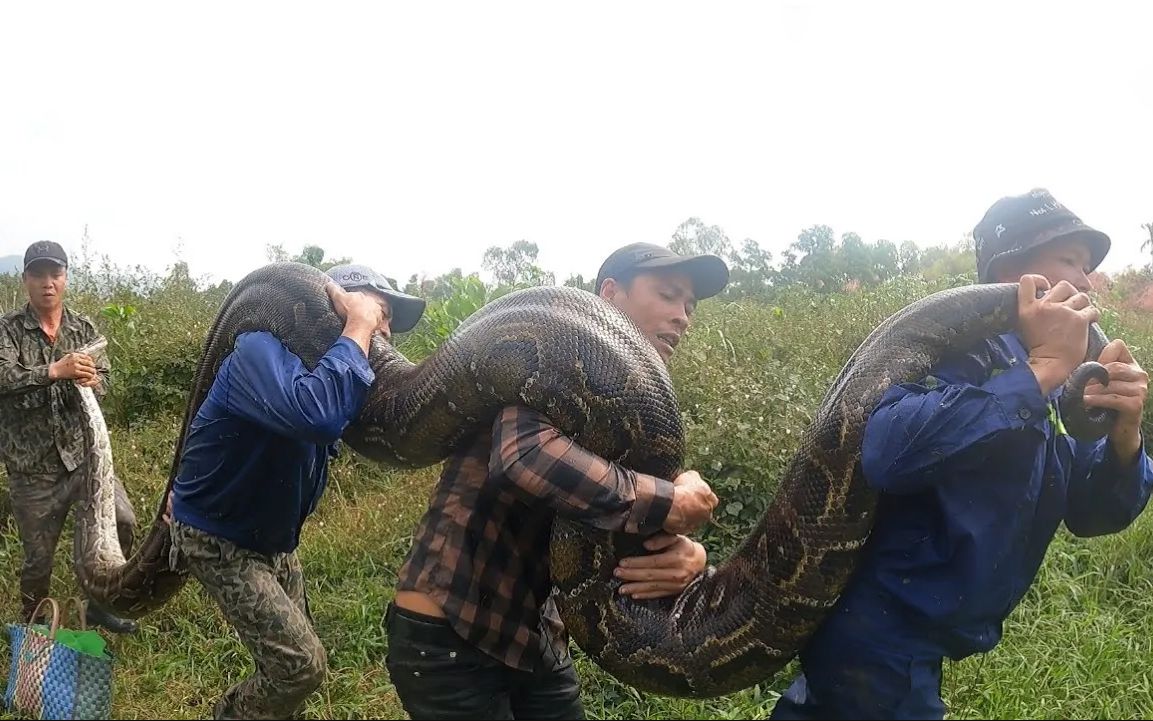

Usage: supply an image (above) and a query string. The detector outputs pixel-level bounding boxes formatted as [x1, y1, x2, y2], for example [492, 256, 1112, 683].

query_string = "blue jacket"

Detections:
[171, 331, 374, 555]
[816, 331, 1153, 662]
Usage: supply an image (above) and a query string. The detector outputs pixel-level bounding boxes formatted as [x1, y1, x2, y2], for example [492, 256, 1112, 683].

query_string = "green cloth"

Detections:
[29, 624, 111, 660]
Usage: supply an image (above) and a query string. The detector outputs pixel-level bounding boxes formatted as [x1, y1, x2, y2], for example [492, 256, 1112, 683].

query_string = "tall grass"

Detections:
[0, 267, 1151, 719]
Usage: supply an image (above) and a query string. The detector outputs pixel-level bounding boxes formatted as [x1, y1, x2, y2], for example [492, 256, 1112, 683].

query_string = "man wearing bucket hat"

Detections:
[166, 262, 423, 720]
[771, 189, 1153, 720]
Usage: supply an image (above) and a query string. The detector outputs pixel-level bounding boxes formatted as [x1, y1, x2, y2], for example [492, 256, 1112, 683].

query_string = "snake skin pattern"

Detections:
[68, 263, 1114, 697]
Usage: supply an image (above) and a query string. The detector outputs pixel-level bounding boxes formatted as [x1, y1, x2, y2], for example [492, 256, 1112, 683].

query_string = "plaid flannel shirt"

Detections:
[395, 404, 676, 672]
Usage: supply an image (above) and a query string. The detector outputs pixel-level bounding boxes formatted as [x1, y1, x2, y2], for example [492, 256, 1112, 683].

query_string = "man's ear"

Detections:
[599, 277, 620, 301]
[992, 259, 1022, 284]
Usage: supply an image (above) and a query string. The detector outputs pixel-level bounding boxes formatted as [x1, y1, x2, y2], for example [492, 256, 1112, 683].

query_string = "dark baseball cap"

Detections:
[973, 188, 1111, 283]
[325, 263, 426, 334]
[594, 242, 730, 299]
[23, 240, 68, 271]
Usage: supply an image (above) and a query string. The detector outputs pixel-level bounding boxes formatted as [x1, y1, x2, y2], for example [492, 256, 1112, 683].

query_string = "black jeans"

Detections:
[385, 603, 585, 720]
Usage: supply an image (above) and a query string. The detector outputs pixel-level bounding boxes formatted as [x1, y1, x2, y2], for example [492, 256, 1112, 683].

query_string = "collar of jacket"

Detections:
[20, 302, 81, 332]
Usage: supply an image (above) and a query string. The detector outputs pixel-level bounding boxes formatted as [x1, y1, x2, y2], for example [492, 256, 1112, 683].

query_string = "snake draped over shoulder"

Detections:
[70, 262, 1115, 698]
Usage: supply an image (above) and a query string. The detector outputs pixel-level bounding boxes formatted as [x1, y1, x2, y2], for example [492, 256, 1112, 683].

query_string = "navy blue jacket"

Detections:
[171, 331, 374, 555]
[817, 331, 1153, 661]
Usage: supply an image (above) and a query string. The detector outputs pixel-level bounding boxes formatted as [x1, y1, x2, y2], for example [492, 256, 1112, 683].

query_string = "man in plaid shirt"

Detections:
[386, 242, 730, 719]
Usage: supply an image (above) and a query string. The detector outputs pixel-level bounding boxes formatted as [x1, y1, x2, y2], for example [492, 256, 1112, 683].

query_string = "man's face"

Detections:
[600, 270, 697, 364]
[23, 262, 67, 314]
[360, 288, 395, 342]
[995, 236, 1095, 293]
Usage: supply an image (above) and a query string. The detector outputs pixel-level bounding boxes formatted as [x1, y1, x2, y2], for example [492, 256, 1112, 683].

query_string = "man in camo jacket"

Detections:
[0, 240, 139, 633]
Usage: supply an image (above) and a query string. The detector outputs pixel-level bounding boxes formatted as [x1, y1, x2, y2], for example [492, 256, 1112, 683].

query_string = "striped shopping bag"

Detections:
[4, 598, 114, 720]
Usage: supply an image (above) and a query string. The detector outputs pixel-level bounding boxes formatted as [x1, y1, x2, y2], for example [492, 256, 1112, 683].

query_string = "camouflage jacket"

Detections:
[0, 303, 111, 474]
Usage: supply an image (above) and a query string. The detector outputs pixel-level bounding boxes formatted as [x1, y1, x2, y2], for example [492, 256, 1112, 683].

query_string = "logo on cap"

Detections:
[24, 240, 68, 269]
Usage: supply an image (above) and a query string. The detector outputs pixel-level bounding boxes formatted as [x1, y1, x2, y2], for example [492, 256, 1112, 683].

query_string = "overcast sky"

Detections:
[1, 1, 1150, 286]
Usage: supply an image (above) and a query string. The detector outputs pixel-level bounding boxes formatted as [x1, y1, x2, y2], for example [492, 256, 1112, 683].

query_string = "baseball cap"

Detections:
[973, 188, 1111, 283]
[594, 242, 730, 299]
[325, 263, 426, 334]
[24, 240, 68, 271]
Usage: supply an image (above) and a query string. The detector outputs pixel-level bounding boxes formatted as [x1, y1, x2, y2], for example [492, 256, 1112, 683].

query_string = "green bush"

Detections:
[671, 274, 973, 554]
[1, 261, 230, 426]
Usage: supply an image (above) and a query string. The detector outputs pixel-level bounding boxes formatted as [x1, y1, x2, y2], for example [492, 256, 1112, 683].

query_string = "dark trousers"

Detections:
[769, 637, 946, 720]
[385, 603, 585, 720]
[8, 466, 136, 620]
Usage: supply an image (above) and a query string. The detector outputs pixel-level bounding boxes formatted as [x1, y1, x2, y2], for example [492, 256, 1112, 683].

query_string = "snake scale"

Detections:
[69, 262, 1114, 697]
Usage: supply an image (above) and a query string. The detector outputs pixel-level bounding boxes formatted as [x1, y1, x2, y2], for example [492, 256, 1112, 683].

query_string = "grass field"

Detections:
[1, 274, 1151, 719]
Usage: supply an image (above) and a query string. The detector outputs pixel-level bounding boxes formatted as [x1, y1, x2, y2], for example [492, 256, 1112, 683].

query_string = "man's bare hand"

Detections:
[76, 374, 102, 390]
[49, 352, 96, 383]
[1018, 274, 1100, 395]
[614, 533, 707, 600]
[663, 470, 718, 535]
[326, 282, 386, 355]
[1083, 338, 1149, 463]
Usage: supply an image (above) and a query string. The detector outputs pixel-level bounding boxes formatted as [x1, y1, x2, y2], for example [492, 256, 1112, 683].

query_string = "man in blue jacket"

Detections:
[771, 188, 1153, 720]
[168, 264, 425, 720]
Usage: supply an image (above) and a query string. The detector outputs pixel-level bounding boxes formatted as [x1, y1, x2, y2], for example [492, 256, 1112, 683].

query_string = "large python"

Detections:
[69, 262, 1114, 697]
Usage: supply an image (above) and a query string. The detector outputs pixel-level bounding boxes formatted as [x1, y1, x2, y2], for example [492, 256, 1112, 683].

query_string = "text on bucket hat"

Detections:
[973, 188, 1110, 283]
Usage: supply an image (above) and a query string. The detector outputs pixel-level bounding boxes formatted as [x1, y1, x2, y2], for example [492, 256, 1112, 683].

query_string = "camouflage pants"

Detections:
[170, 521, 326, 720]
[7, 466, 136, 620]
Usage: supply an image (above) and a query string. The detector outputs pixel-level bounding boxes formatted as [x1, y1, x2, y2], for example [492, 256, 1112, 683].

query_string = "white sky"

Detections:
[1, 1, 1150, 286]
